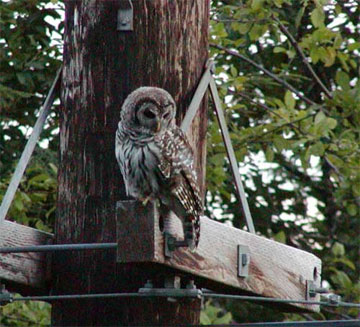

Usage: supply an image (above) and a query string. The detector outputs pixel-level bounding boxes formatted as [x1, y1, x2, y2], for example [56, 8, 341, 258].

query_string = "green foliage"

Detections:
[200, 301, 233, 325]
[209, 0, 359, 322]
[0, 159, 57, 232]
[0, 0, 62, 176]
[0, 300, 50, 327]
[0, 1, 62, 325]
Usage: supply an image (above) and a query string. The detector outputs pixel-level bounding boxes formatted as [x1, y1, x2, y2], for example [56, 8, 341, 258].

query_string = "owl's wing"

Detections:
[115, 122, 130, 196]
[157, 127, 203, 216]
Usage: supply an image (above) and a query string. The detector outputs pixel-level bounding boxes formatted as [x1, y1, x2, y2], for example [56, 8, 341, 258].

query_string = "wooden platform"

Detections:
[116, 201, 322, 312]
[0, 220, 53, 294]
[0, 202, 322, 312]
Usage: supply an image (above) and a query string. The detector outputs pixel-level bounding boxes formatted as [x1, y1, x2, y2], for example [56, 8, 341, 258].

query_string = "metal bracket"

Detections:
[237, 245, 250, 278]
[138, 277, 202, 300]
[164, 233, 188, 258]
[117, 0, 133, 31]
[306, 280, 329, 299]
[0, 285, 12, 306]
[327, 293, 341, 305]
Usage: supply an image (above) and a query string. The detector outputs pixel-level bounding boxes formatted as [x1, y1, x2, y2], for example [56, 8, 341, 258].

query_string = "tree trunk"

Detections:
[52, 0, 209, 325]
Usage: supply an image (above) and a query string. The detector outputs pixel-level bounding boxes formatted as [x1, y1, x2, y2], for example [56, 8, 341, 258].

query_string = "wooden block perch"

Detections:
[116, 200, 322, 312]
[0, 220, 53, 295]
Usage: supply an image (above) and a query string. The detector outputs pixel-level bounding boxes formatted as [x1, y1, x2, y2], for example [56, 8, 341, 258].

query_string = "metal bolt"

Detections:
[186, 280, 195, 290]
[308, 280, 329, 298]
[0, 285, 12, 305]
[313, 287, 329, 294]
[242, 253, 248, 266]
[144, 280, 153, 289]
[328, 294, 341, 305]
[165, 276, 181, 289]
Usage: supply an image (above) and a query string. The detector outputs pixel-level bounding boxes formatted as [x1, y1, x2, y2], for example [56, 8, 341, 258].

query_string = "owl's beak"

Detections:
[156, 121, 161, 133]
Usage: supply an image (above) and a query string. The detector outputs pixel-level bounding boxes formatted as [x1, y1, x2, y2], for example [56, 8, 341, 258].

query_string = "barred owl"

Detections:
[115, 87, 202, 250]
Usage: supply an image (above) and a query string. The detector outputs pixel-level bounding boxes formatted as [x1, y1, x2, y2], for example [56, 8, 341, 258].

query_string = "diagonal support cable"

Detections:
[180, 60, 256, 234]
[209, 78, 255, 234]
[0, 67, 62, 224]
[181, 59, 213, 133]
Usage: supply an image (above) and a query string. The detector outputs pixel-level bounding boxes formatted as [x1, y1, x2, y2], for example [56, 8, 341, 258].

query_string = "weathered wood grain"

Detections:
[116, 201, 322, 313]
[0, 220, 53, 294]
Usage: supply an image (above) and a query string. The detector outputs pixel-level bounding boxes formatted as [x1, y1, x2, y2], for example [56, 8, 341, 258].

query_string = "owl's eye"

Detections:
[163, 112, 170, 120]
[143, 108, 156, 119]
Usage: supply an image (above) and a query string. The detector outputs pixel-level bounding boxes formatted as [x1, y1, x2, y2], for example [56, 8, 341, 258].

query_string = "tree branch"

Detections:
[232, 113, 316, 150]
[272, 16, 333, 99]
[210, 43, 318, 106]
[236, 91, 306, 136]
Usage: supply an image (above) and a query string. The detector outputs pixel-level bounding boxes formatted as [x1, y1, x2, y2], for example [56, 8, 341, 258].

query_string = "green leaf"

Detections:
[331, 271, 353, 289]
[295, 6, 305, 29]
[251, 0, 265, 11]
[348, 42, 360, 51]
[352, 184, 360, 197]
[274, 230, 286, 243]
[309, 142, 325, 156]
[230, 65, 238, 77]
[346, 203, 357, 216]
[310, 7, 325, 28]
[200, 312, 212, 324]
[327, 154, 344, 168]
[28, 173, 50, 185]
[335, 70, 350, 90]
[232, 22, 251, 34]
[322, 47, 336, 67]
[13, 197, 24, 211]
[265, 146, 274, 161]
[326, 118, 337, 130]
[334, 4, 342, 15]
[274, 46, 286, 53]
[333, 258, 356, 270]
[314, 111, 326, 126]
[16, 72, 27, 85]
[203, 303, 221, 321]
[331, 242, 345, 257]
[284, 90, 295, 110]
[249, 24, 268, 41]
[274, 136, 288, 151]
[214, 312, 233, 324]
[49, 163, 58, 174]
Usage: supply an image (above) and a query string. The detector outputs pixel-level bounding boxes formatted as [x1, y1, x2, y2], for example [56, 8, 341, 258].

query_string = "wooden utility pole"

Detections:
[52, 0, 209, 325]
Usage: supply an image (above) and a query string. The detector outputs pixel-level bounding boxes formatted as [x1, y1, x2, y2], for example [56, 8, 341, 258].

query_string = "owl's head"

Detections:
[121, 87, 176, 135]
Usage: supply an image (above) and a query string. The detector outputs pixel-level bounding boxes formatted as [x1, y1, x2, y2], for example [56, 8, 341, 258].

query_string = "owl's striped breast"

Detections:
[116, 126, 161, 199]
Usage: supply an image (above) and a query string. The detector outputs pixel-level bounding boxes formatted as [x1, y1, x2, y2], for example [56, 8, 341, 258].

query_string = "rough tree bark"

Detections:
[53, 0, 209, 325]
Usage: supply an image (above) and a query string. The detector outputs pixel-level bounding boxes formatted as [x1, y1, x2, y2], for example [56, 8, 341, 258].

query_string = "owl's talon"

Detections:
[141, 196, 152, 206]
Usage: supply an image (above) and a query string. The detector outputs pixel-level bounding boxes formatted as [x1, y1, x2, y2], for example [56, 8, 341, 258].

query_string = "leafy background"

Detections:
[0, 0, 359, 325]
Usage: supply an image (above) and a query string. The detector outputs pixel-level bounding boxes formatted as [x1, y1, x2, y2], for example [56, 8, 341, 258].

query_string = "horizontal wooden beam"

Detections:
[0, 220, 53, 295]
[116, 201, 322, 313]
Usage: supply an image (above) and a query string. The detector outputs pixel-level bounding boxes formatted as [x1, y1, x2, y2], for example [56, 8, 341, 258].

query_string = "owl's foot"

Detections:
[140, 195, 153, 206]
[184, 222, 196, 252]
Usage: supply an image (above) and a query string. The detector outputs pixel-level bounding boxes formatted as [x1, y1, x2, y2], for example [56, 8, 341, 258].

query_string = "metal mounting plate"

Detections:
[117, 1, 133, 31]
[237, 245, 250, 278]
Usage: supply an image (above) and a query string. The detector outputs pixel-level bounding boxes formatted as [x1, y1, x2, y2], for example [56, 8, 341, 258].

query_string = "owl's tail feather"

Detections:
[184, 215, 201, 251]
